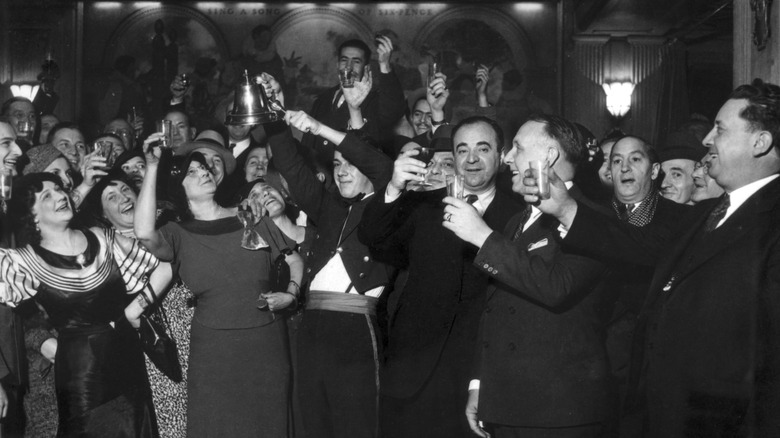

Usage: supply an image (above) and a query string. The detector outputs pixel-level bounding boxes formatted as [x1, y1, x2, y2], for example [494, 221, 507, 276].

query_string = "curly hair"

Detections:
[730, 78, 780, 151]
[9, 173, 76, 246]
[77, 171, 137, 230]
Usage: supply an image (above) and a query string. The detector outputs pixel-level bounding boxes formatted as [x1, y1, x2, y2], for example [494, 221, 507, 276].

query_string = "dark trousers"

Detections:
[379, 311, 476, 438]
[487, 422, 606, 438]
[297, 310, 381, 438]
[0, 382, 24, 438]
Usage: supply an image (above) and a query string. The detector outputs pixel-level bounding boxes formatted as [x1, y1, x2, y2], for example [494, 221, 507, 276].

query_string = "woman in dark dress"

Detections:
[0, 173, 172, 437]
[135, 138, 303, 438]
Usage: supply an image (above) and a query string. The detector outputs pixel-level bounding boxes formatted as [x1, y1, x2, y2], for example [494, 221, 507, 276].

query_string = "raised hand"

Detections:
[343, 67, 373, 109]
[387, 148, 427, 197]
[284, 110, 322, 136]
[475, 64, 490, 107]
[376, 35, 394, 73]
[427, 72, 449, 121]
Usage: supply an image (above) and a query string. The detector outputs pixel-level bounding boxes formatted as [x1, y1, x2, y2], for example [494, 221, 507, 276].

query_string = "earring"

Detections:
[34, 220, 40, 232]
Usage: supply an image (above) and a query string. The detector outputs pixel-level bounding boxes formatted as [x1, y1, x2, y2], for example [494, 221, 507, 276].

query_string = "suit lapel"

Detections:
[647, 177, 780, 305]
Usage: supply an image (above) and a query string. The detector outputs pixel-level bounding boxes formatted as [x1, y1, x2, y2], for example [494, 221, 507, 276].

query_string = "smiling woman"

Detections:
[0, 173, 172, 436]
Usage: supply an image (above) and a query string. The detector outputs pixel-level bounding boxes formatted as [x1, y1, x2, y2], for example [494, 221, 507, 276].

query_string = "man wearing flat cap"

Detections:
[659, 130, 708, 205]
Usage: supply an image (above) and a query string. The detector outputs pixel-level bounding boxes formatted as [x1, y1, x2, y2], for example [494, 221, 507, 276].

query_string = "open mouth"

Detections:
[55, 201, 70, 212]
[263, 198, 279, 208]
[121, 204, 134, 214]
[693, 178, 706, 189]
[620, 177, 635, 184]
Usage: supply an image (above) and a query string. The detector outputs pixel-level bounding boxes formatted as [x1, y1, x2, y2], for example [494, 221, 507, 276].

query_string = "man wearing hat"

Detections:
[659, 130, 708, 205]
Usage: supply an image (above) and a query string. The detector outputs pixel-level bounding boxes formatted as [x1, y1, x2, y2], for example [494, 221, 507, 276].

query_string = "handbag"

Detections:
[138, 300, 183, 383]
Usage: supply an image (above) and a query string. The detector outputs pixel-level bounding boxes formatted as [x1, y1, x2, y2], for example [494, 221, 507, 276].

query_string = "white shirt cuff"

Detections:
[384, 186, 402, 204]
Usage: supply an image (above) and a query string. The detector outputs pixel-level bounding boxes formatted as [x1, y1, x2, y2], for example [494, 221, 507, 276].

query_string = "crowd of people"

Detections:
[0, 32, 778, 438]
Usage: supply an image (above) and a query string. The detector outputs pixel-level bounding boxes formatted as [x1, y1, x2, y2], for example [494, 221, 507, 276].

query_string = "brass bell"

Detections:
[225, 70, 279, 125]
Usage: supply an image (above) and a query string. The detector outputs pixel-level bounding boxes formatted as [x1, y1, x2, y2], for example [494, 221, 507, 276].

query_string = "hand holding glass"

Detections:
[156, 120, 172, 148]
[415, 147, 435, 187]
[92, 141, 115, 169]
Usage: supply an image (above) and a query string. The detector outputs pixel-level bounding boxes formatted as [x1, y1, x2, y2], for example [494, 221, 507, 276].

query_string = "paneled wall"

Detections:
[733, 0, 780, 86]
[563, 36, 689, 145]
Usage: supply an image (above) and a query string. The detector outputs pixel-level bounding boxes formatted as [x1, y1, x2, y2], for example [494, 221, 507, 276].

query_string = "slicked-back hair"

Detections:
[526, 114, 586, 167]
[337, 39, 371, 64]
[451, 116, 505, 154]
[730, 78, 780, 151]
[610, 135, 659, 164]
[47, 122, 82, 145]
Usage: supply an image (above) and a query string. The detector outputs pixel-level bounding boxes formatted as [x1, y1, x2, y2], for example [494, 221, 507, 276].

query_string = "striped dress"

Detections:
[0, 227, 161, 437]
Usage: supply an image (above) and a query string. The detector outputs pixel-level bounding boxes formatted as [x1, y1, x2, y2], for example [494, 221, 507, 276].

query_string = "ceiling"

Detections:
[575, 0, 732, 43]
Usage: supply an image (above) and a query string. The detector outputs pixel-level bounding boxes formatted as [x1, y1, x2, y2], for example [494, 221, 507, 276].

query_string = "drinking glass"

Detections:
[0, 169, 12, 213]
[446, 174, 464, 199]
[529, 160, 550, 199]
[427, 60, 441, 88]
[236, 207, 268, 250]
[17, 121, 33, 142]
[415, 147, 435, 186]
[157, 120, 172, 149]
[92, 140, 115, 170]
[339, 67, 355, 88]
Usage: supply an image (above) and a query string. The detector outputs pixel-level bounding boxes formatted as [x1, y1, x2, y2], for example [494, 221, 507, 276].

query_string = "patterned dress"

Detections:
[0, 227, 161, 437]
[144, 281, 194, 438]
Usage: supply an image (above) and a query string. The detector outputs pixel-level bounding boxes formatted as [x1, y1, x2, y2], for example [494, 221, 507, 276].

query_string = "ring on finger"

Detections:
[445, 213, 452, 222]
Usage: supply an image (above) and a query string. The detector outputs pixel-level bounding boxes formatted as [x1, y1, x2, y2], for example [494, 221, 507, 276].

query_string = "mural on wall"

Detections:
[83, 3, 556, 138]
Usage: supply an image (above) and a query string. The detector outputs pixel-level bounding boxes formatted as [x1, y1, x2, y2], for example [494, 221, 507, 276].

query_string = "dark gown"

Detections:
[0, 228, 159, 437]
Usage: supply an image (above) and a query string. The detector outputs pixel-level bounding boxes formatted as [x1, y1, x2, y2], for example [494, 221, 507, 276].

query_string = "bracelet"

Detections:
[138, 290, 154, 308]
[288, 281, 300, 296]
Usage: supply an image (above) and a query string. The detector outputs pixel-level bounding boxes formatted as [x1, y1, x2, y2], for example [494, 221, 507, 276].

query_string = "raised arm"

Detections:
[134, 134, 173, 260]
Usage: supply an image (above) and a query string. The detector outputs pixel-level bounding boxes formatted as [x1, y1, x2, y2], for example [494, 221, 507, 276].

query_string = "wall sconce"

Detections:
[602, 82, 634, 118]
[10, 84, 40, 101]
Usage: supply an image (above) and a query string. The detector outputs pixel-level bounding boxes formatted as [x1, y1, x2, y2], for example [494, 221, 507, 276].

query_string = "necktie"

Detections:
[618, 203, 633, 222]
[511, 205, 533, 241]
[704, 194, 730, 231]
[466, 194, 478, 205]
[229, 143, 236, 151]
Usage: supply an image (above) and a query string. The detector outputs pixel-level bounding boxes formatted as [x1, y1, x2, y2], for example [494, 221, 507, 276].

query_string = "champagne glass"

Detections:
[415, 147, 435, 186]
[236, 207, 268, 250]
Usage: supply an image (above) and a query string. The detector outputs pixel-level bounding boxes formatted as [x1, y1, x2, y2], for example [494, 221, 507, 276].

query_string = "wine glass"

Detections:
[415, 147, 435, 186]
[236, 207, 269, 250]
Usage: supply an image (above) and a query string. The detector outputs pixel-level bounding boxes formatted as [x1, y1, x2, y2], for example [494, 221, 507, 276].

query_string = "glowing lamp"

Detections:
[602, 82, 634, 118]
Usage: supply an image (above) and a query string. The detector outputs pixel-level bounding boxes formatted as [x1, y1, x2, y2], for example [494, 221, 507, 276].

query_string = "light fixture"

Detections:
[602, 82, 634, 118]
[10, 84, 40, 101]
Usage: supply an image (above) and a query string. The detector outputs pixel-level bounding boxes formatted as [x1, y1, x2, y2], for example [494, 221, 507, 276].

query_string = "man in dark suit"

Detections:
[359, 116, 521, 438]
[267, 106, 394, 438]
[600, 135, 690, 429]
[302, 38, 405, 182]
[522, 79, 780, 437]
[443, 114, 612, 437]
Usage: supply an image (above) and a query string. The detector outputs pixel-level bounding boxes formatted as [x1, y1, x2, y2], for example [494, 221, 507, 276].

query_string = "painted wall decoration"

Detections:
[82, 2, 558, 138]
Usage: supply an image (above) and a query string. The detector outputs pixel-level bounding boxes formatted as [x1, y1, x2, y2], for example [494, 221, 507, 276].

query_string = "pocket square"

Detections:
[528, 238, 549, 251]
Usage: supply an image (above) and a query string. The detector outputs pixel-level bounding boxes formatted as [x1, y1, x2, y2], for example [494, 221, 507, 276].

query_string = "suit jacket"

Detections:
[564, 176, 780, 437]
[267, 122, 394, 292]
[358, 187, 520, 398]
[472, 187, 611, 427]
